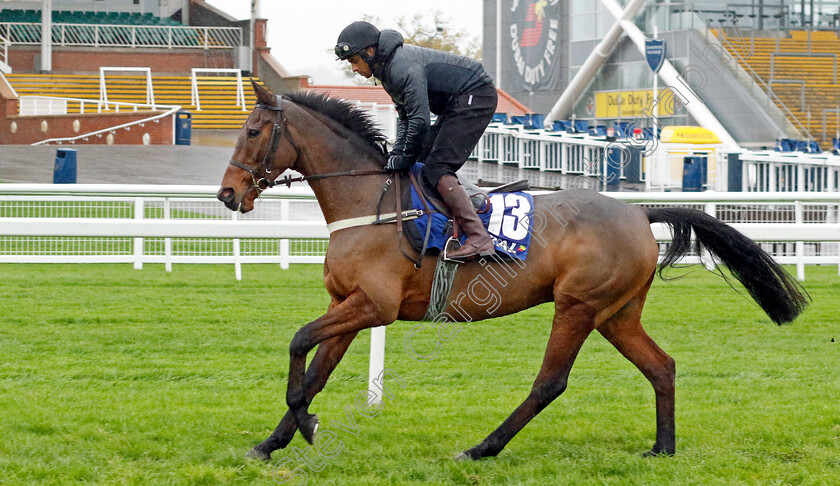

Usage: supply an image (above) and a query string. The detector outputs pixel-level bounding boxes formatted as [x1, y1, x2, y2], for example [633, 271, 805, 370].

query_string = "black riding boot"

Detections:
[436, 174, 495, 261]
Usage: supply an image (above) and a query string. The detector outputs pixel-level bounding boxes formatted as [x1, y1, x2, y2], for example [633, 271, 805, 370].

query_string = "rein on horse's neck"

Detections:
[288, 103, 391, 225]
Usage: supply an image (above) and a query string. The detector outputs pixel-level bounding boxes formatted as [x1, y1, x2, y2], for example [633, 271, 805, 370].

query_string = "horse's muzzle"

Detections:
[217, 187, 240, 212]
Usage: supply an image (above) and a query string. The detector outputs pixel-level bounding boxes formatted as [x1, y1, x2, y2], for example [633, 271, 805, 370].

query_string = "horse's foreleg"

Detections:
[599, 316, 676, 456]
[246, 331, 358, 461]
[287, 287, 385, 444]
[457, 296, 596, 460]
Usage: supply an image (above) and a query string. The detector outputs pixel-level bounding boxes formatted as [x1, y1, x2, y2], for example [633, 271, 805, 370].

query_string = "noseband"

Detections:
[227, 95, 388, 191]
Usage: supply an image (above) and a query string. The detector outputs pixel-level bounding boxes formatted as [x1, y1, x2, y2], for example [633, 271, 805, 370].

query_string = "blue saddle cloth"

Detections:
[407, 166, 534, 261]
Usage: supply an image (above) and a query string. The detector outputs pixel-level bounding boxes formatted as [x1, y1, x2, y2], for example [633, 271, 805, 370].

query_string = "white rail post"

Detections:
[279, 199, 290, 270]
[703, 202, 717, 270]
[368, 326, 386, 405]
[164, 198, 173, 273]
[232, 211, 242, 281]
[133, 197, 144, 270]
[795, 199, 805, 281]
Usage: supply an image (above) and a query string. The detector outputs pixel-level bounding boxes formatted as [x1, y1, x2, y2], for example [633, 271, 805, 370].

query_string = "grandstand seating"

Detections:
[718, 30, 840, 149]
[0, 10, 180, 26]
[4, 73, 259, 130]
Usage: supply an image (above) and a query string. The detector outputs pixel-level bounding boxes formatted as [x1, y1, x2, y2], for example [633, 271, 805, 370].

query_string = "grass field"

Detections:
[0, 263, 838, 485]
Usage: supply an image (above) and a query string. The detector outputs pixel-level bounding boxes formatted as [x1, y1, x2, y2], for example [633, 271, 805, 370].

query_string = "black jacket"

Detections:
[371, 30, 494, 163]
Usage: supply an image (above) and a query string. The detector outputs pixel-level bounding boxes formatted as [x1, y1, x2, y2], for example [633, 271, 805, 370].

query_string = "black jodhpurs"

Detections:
[417, 83, 498, 192]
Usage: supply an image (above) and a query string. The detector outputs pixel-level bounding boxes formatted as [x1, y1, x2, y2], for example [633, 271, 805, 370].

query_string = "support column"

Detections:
[544, 0, 648, 126]
[41, 0, 52, 73]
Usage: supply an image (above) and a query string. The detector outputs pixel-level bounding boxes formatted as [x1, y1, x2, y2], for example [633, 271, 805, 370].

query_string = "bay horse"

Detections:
[217, 81, 808, 461]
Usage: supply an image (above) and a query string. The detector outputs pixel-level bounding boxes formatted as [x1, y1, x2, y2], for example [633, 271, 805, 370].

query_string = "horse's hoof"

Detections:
[642, 447, 674, 457]
[454, 452, 473, 462]
[455, 448, 481, 461]
[299, 414, 319, 444]
[245, 446, 271, 462]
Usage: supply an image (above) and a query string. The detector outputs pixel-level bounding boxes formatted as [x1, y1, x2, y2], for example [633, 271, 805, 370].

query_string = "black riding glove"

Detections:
[385, 153, 413, 172]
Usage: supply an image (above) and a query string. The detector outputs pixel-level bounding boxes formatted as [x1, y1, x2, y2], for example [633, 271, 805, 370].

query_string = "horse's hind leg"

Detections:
[457, 295, 596, 460]
[246, 331, 358, 461]
[598, 283, 676, 456]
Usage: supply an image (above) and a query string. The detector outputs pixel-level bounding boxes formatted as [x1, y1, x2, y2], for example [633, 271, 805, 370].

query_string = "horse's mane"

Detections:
[284, 91, 388, 156]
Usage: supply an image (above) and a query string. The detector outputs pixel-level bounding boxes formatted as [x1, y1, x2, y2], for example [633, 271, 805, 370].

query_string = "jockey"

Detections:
[335, 21, 498, 261]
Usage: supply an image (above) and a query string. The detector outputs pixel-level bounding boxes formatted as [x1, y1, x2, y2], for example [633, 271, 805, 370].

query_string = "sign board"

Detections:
[645, 38, 666, 73]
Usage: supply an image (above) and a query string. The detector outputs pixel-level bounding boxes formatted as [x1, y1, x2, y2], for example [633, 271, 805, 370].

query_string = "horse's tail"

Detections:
[645, 207, 810, 325]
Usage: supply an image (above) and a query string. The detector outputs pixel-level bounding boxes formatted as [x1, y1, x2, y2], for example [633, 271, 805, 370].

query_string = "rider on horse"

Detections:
[335, 21, 499, 261]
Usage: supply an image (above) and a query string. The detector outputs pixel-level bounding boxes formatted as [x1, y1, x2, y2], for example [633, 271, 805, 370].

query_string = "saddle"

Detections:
[417, 176, 531, 217]
[400, 169, 532, 260]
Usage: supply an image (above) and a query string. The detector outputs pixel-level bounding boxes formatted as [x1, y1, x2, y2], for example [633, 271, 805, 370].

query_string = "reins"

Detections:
[229, 95, 389, 191]
[227, 95, 430, 268]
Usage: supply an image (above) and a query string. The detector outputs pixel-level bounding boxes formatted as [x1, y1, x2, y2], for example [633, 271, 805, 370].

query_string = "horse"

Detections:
[217, 81, 809, 462]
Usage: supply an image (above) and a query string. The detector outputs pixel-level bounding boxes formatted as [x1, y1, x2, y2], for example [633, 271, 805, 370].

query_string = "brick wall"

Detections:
[1, 111, 175, 145]
[9, 47, 233, 74]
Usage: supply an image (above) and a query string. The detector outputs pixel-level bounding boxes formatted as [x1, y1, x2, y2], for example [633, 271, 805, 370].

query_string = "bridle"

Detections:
[226, 93, 429, 267]
[227, 95, 387, 192]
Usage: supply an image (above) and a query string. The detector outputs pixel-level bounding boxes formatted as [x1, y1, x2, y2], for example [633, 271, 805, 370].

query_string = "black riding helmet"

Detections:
[334, 21, 380, 60]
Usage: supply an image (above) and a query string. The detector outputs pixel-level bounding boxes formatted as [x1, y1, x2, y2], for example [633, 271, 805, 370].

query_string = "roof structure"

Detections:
[307, 84, 532, 116]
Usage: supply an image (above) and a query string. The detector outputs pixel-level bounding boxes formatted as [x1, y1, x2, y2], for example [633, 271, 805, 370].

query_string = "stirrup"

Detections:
[442, 236, 465, 264]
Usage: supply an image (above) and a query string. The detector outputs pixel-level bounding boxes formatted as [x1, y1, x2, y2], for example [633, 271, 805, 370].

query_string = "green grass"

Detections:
[0, 263, 838, 485]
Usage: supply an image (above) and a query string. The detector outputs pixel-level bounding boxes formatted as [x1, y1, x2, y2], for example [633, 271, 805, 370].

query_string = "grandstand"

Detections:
[0, 0, 301, 141]
[718, 30, 840, 149]
[3, 73, 260, 129]
[484, 1, 840, 152]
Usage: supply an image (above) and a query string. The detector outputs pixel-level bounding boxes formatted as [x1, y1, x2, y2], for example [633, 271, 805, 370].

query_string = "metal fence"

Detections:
[1, 185, 840, 283]
[472, 123, 840, 192]
[0, 22, 243, 49]
[473, 125, 629, 182]
[0, 185, 326, 280]
[0, 31, 9, 72]
[739, 151, 840, 192]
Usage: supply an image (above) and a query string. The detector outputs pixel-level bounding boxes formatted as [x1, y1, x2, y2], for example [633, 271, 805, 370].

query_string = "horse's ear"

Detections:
[251, 78, 276, 106]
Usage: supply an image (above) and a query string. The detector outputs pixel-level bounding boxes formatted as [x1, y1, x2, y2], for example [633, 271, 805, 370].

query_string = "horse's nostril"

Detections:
[217, 187, 235, 203]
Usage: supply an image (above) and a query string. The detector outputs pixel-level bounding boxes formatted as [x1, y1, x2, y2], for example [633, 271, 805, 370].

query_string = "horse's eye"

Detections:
[248, 129, 261, 138]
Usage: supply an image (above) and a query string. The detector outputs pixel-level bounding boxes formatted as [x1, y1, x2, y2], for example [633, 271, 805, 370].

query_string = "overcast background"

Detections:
[205, 0, 484, 85]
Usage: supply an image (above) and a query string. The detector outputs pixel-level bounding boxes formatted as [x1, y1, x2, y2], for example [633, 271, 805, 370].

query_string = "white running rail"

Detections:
[1, 185, 839, 405]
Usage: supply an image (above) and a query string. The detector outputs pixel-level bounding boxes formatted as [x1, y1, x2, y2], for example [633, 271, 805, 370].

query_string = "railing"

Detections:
[738, 150, 840, 192]
[15, 94, 182, 146]
[0, 184, 326, 280]
[822, 108, 840, 143]
[3, 184, 838, 412]
[19, 95, 175, 116]
[657, 1, 840, 32]
[353, 101, 398, 142]
[33, 104, 182, 146]
[0, 22, 243, 49]
[1, 185, 839, 281]
[100, 67, 155, 110]
[0, 31, 9, 73]
[705, 16, 812, 140]
[475, 120, 840, 192]
[473, 124, 629, 182]
[190, 68, 245, 111]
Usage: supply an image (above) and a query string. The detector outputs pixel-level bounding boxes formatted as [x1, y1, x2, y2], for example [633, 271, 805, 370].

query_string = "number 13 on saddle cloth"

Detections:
[405, 170, 535, 261]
